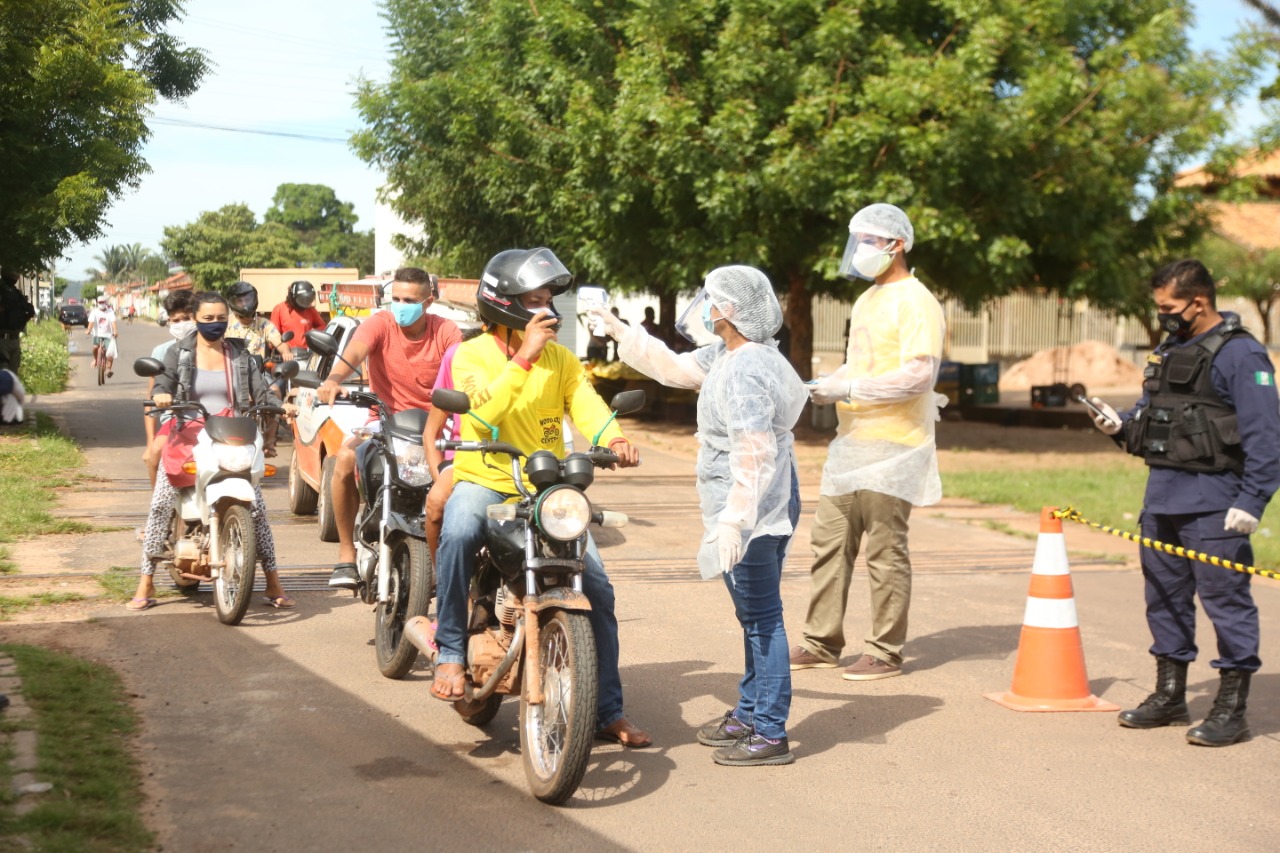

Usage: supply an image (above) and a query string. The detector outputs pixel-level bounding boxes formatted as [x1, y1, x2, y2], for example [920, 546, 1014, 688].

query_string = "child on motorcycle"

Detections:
[142, 290, 199, 489]
[128, 291, 298, 611]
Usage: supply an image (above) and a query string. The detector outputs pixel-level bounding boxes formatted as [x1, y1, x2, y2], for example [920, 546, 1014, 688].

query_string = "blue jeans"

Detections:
[723, 533, 793, 740]
[436, 480, 627, 729]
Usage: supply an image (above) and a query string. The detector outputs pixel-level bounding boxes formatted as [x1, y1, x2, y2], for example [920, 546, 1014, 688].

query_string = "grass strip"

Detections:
[0, 592, 86, 621]
[0, 643, 153, 851]
[0, 413, 89, 573]
[945, 465, 1280, 567]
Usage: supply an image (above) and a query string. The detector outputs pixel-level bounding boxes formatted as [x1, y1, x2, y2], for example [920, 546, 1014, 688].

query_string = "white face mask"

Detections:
[169, 320, 196, 340]
[850, 242, 894, 280]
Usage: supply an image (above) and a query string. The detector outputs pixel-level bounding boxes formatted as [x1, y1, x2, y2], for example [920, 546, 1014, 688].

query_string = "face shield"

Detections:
[675, 289, 721, 347]
[838, 232, 898, 282]
[515, 248, 573, 293]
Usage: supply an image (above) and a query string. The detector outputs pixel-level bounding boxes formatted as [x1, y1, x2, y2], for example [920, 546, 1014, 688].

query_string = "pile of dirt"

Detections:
[999, 340, 1144, 392]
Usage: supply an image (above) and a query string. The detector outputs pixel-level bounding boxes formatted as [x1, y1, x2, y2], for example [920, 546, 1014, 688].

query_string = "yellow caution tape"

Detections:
[1052, 507, 1280, 582]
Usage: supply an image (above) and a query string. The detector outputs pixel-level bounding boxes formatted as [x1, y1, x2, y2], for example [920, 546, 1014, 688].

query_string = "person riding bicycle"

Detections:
[129, 291, 298, 611]
[430, 247, 652, 748]
[226, 281, 293, 458]
[86, 295, 118, 378]
[314, 267, 461, 590]
[270, 280, 327, 346]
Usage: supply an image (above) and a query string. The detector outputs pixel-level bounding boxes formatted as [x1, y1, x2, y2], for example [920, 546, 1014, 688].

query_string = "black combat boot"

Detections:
[1118, 656, 1189, 729]
[1186, 669, 1251, 747]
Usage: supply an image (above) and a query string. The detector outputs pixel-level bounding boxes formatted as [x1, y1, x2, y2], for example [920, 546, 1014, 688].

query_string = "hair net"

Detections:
[704, 266, 783, 343]
[848, 204, 914, 252]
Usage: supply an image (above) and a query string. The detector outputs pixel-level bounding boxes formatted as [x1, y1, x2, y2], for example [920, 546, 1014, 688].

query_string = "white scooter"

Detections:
[135, 356, 298, 625]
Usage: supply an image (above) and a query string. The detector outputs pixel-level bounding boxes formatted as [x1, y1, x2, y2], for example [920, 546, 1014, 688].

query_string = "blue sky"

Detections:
[58, 0, 1277, 281]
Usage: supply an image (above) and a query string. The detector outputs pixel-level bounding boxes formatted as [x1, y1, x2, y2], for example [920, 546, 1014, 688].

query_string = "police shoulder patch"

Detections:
[1255, 371, 1274, 387]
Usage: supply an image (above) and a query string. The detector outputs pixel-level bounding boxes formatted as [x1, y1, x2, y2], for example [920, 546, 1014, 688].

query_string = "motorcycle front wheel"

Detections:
[520, 610, 597, 805]
[374, 535, 434, 678]
[214, 504, 257, 625]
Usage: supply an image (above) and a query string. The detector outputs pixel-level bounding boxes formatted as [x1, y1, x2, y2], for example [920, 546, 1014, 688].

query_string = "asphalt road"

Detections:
[4, 322, 1279, 852]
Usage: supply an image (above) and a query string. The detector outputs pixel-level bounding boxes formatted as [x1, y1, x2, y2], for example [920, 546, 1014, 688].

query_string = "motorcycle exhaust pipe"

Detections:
[403, 616, 438, 661]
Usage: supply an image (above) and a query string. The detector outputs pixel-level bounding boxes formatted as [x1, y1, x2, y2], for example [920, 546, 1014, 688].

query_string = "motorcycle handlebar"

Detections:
[587, 448, 619, 467]
[436, 439, 526, 458]
[144, 400, 209, 418]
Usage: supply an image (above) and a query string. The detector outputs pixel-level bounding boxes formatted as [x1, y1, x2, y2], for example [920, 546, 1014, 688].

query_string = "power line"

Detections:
[151, 116, 351, 143]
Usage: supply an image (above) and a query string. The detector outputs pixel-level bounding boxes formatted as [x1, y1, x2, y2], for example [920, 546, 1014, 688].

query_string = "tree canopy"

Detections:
[355, 0, 1274, 375]
[264, 183, 374, 274]
[161, 185, 374, 290]
[0, 0, 208, 273]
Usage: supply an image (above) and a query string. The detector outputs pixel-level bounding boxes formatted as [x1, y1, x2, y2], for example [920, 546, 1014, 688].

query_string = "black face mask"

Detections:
[1156, 302, 1195, 336]
[196, 321, 227, 342]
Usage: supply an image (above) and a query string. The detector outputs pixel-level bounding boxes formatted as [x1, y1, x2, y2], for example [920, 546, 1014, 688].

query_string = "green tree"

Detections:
[162, 205, 302, 291]
[0, 0, 208, 273]
[264, 183, 375, 273]
[85, 245, 130, 283]
[1199, 234, 1280, 344]
[354, 0, 1272, 376]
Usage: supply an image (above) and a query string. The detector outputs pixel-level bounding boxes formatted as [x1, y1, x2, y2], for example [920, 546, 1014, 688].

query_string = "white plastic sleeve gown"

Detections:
[616, 324, 809, 578]
[821, 278, 945, 505]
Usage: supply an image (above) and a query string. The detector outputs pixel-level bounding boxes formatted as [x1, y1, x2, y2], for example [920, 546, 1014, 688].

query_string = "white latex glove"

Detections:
[588, 306, 628, 340]
[1089, 397, 1121, 435]
[704, 523, 742, 574]
[1224, 507, 1259, 535]
[808, 370, 851, 405]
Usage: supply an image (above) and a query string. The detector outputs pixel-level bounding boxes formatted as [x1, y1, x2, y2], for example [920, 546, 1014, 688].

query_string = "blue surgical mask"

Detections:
[388, 300, 425, 327]
[196, 321, 227, 342]
[701, 300, 715, 333]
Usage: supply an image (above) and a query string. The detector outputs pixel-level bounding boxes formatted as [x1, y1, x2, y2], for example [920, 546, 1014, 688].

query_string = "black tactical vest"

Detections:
[1123, 317, 1247, 474]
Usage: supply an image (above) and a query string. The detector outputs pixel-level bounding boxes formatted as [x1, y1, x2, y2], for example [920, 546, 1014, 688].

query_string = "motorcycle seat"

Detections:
[205, 416, 259, 446]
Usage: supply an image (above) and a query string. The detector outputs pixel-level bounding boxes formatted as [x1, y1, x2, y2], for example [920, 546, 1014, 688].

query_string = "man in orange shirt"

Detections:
[270, 281, 327, 344]
[317, 268, 461, 589]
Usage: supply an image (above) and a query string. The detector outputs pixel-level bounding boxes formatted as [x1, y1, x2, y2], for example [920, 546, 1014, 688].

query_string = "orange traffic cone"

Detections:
[984, 507, 1119, 712]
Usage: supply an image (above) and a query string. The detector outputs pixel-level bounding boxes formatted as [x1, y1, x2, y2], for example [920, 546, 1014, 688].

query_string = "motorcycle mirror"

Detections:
[609, 390, 646, 416]
[590, 389, 647, 447]
[293, 370, 322, 390]
[280, 330, 295, 343]
[431, 388, 471, 414]
[273, 360, 300, 380]
[133, 357, 165, 378]
[305, 330, 339, 357]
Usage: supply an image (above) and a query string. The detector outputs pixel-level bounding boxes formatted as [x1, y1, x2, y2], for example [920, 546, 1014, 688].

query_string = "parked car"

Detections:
[287, 315, 368, 542]
[58, 303, 89, 328]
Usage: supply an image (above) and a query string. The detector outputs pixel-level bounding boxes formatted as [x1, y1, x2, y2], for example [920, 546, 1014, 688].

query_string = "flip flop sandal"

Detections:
[430, 668, 467, 702]
[596, 719, 654, 748]
[126, 597, 157, 611]
[262, 596, 296, 609]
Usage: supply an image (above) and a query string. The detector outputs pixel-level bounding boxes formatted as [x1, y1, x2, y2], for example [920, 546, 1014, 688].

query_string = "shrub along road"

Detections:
[1, 322, 1277, 851]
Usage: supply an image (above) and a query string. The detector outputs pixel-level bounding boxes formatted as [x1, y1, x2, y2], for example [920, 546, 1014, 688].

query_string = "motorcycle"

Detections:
[406, 387, 645, 805]
[298, 329, 434, 679]
[134, 356, 299, 626]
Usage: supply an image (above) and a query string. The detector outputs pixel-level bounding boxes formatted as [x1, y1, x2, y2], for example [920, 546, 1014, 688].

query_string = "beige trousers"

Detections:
[799, 490, 913, 666]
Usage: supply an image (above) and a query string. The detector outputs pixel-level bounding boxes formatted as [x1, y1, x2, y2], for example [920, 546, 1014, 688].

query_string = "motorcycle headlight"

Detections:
[392, 436, 431, 487]
[535, 485, 591, 541]
[214, 443, 256, 473]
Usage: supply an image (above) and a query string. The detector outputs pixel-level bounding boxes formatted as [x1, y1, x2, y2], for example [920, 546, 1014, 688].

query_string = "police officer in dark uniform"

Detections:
[1090, 258, 1280, 747]
[0, 269, 36, 373]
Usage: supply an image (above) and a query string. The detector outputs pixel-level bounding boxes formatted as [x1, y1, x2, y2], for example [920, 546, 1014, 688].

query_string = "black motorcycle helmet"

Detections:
[288, 280, 316, 309]
[227, 281, 259, 318]
[476, 248, 573, 331]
